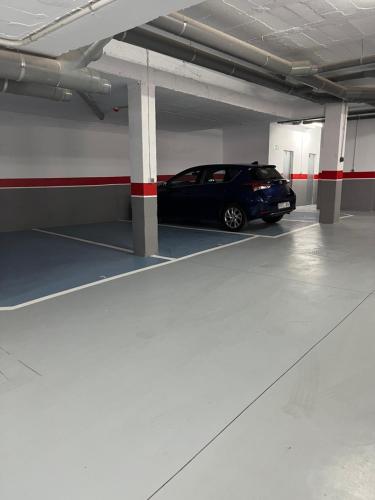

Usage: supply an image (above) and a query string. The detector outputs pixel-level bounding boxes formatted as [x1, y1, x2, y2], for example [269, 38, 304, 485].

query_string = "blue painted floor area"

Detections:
[163, 218, 316, 237]
[284, 206, 352, 222]
[45, 221, 250, 258]
[0, 231, 162, 307]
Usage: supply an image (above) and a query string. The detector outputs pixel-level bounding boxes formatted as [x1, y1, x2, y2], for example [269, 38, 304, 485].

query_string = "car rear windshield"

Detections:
[250, 166, 283, 180]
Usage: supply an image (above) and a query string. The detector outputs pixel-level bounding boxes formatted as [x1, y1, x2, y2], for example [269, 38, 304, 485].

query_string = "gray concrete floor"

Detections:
[1, 213, 375, 500]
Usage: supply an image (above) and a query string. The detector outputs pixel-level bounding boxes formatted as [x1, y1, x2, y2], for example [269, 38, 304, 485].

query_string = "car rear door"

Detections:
[250, 166, 291, 201]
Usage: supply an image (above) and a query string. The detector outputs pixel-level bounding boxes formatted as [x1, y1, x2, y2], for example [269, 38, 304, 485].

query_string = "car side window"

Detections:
[204, 167, 241, 184]
[169, 169, 202, 187]
[205, 168, 226, 184]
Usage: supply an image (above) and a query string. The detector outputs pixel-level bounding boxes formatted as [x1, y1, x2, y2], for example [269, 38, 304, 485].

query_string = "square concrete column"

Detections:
[128, 80, 158, 256]
[318, 102, 348, 224]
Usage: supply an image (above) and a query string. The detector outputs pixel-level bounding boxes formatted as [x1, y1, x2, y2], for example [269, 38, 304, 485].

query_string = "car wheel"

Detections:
[222, 204, 246, 232]
[262, 214, 284, 223]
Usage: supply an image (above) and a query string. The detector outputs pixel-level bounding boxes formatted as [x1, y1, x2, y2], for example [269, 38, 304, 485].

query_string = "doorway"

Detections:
[307, 153, 316, 204]
[283, 150, 294, 182]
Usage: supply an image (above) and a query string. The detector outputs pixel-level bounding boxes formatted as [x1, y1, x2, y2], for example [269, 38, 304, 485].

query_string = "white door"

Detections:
[307, 153, 316, 204]
[283, 150, 294, 181]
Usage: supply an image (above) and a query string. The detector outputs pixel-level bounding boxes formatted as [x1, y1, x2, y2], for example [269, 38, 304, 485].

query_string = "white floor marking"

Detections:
[0, 236, 259, 311]
[33, 228, 134, 255]
[283, 218, 318, 223]
[272, 223, 320, 238]
[5, 214, 355, 311]
[151, 255, 175, 261]
[159, 222, 255, 237]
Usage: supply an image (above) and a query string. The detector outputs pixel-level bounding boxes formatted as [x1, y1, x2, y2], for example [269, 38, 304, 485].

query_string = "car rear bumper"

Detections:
[244, 195, 296, 220]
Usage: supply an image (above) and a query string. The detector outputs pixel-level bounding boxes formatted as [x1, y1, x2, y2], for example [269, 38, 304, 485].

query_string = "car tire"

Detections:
[221, 204, 246, 232]
[262, 214, 284, 223]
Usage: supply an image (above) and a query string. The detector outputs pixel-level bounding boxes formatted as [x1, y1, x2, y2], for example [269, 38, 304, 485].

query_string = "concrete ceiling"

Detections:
[93, 83, 278, 131]
[180, 0, 375, 65]
[0, 81, 277, 131]
[0, 0, 201, 56]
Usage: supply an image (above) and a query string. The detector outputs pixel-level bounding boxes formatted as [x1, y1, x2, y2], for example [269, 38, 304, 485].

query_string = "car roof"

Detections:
[193, 163, 276, 169]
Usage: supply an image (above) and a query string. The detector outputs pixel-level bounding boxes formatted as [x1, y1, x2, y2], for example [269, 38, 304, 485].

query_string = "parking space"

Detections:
[0, 230, 164, 309]
[1, 207, 354, 309]
[40, 221, 251, 259]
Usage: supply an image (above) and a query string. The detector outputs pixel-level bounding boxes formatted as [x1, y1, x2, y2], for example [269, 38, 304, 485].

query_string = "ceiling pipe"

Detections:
[277, 108, 375, 124]
[150, 13, 295, 75]
[61, 37, 113, 69]
[313, 55, 375, 76]
[149, 13, 375, 103]
[0, 79, 72, 101]
[120, 26, 334, 104]
[0, 47, 111, 95]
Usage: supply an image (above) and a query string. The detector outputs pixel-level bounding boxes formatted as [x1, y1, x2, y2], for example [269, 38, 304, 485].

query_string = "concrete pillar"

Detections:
[128, 80, 158, 256]
[318, 102, 348, 224]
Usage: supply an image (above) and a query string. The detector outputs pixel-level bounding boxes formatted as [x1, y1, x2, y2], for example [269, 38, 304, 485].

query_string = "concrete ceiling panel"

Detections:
[0, 0, 202, 56]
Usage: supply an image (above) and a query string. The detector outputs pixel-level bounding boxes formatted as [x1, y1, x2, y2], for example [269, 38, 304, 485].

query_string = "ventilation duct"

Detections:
[149, 13, 375, 103]
[120, 27, 333, 104]
[0, 48, 111, 95]
[0, 79, 72, 101]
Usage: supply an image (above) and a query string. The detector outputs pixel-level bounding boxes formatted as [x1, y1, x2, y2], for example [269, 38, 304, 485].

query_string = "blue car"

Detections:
[158, 163, 296, 231]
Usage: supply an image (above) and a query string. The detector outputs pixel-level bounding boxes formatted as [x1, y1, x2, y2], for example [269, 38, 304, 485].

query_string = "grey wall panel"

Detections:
[291, 181, 308, 206]
[341, 180, 375, 211]
[0, 185, 131, 231]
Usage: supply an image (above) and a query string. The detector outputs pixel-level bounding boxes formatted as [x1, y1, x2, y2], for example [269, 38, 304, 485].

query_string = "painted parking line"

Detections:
[159, 222, 257, 237]
[36, 229, 174, 262]
[33, 228, 134, 254]
[271, 223, 320, 238]
[0, 235, 259, 312]
[2, 214, 355, 311]
[159, 222, 316, 238]
[0, 230, 164, 310]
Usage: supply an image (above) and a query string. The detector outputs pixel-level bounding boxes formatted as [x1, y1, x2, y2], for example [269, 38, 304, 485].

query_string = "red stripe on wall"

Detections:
[320, 170, 344, 180]
[293, 172, 375, 180]
[0, 176, 131, 188]
[157, 175, 173, 182]
[291, 173, 308, 180]
[1, 172, 374, 189]
[131, 183, 158, 196]
[343, 171, 375, 179]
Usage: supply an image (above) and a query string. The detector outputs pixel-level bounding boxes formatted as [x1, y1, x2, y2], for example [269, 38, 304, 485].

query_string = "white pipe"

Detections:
[0, 47, 111, 94]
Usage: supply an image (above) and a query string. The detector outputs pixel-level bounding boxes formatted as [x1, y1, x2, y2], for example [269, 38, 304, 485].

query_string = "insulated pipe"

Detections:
[151, 13, 294, 75]
[150, 14, 375, 103]
[0, 79, 72, 101]
[121, 27, 332, 104]
[64, 37, 113, 69]
[0, 48, 111, 95]
[314, 55, 375, 76]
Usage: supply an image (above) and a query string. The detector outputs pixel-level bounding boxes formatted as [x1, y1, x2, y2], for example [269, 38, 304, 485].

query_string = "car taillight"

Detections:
[244, 182, 272, 192]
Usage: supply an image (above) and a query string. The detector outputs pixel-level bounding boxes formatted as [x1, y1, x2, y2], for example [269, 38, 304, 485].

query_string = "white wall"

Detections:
[157, 129, 223, 176]
[0, 110, 129, 179]
[345, 118, 375, 172]
[223, 122, 270, 164]
[269, 123, 322, 176]
[0, 109, 223, 180]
